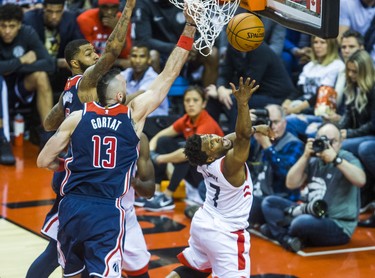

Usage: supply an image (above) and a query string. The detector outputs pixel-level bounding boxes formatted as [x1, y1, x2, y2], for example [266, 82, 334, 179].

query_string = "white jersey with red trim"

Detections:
[198, 157, 253, 231]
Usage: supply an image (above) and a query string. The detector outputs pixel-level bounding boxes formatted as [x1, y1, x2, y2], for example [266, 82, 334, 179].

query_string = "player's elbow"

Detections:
[43, 121, 55, 132]
[353, 171, 367, 188]
[36, 156, 47, 169]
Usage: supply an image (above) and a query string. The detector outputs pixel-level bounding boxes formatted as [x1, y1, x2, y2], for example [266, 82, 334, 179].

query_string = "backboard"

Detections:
[242, 0, 340, 38]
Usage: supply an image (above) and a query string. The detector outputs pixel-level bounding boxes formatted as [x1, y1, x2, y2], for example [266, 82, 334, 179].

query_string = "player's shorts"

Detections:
[41, 193, 63, 241]
[178, 208, 251, 278]
[52, 171, 66, 195]
[122, 206, 150, 275]
[57, 193, 126, 277]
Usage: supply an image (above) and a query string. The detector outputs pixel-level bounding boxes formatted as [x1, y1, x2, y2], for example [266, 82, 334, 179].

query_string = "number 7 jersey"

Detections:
[60, 102, 139, 199]
[198, 157, 253, 231]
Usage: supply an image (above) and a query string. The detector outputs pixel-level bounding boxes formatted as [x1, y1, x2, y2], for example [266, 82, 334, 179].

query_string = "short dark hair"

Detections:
[341, 29, 365, 46]
[44, 0, 66, 5]
[131, 42, 150, 51]
[184, 134, 208, 166]
[0, 4, 23, 22]
[97, 67, 122, 106]
[183, 85, 207, 101]
[64, 39, 90, 67]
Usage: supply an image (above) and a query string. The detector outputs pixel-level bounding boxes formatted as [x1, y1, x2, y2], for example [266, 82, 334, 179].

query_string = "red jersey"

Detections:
[172, 110, 224, 139]
[76, 8, 131, 59]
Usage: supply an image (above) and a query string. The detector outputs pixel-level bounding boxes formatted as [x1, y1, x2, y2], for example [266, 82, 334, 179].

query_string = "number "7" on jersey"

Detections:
[209, 183, 221, 207]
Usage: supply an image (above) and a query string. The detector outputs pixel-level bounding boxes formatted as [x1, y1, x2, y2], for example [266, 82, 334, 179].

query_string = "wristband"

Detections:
[56, 157, 65, 172]
[177, 35, 194, 51]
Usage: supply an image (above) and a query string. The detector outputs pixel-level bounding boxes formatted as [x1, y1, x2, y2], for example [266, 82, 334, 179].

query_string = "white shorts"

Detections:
[179, 208, 251, 278]
[122, 206, 151, 273]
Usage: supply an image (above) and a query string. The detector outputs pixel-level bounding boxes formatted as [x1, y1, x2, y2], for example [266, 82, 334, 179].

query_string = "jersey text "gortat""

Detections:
[91, 117, 122, 131]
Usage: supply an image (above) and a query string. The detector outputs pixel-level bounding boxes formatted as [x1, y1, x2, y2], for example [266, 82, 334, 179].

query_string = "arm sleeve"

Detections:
[172, 116, 185, 134]
[339, 0, 351, 27]
[0, 59, 22, 75]
[17, 28, 55, 74]
[346, 89, 375, 138]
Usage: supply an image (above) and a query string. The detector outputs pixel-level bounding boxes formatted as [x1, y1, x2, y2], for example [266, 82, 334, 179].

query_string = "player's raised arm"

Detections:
[223, 77, 258, 184]
[129, 4, 197, 127]
[79, 0, 136, 98]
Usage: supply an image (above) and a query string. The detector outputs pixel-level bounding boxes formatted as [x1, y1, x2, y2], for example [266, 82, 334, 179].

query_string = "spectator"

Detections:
[358, 139, 375, 227]
[283, 36, 344, 139]
[77, 0, 132, 69]
[338, 50, 375, 156]
[338, 0, 375, 63]
[121, 43, 169, 117]
[206, 43, 297, 133]
[338, 49, 375, 209]
[261, 16, 286, 57]
[23, 0, 84, 98]
[261, 123, 366, 252]
[1, 0, 43, 13]
[141, 86, 224, 211]
[304, 31, 365, 132]
[248, 104, 304, 227]
[132, 0, 219, 86]
[282, 28, 311, 82]
[334, 30, 365, 109]
[0, 4, 55, 147]
[0, 75, 15, 165]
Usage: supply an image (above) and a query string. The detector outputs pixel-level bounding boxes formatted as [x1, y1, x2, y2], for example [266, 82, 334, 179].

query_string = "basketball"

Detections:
[226, 13, 265, 52]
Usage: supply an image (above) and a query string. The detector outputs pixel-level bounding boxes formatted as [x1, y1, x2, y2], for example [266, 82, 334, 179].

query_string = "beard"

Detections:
[77, 60, 92, 72]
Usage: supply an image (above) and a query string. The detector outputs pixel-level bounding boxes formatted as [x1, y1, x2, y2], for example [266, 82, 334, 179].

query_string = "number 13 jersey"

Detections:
[60, 102, 139, 199]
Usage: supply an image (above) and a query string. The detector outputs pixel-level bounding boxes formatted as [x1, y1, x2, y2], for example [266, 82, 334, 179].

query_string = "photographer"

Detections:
[248, 104, 304, 227]
[261, 123, 366, 252]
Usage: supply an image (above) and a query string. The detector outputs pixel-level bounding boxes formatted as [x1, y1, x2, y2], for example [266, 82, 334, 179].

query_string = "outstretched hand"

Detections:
[253, 124, 275, 141]
[229, 77, 259, 104]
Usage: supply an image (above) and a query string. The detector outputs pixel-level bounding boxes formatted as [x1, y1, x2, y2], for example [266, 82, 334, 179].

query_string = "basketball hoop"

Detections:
[169, 0, 241, 56]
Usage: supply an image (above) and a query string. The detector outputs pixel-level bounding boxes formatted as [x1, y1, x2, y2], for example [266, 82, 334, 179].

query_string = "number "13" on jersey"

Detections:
[92, 135, 117, 168]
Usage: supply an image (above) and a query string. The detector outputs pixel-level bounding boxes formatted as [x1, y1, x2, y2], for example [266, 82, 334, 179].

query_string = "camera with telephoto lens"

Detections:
[312, 135, 330, 153]
[252, 109, 270, 126]
[284, 199, 328, 218]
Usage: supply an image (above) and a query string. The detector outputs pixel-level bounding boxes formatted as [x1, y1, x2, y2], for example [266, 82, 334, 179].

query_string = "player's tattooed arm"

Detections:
[78, 0, 136, 102]
[44, 93, 64, 131]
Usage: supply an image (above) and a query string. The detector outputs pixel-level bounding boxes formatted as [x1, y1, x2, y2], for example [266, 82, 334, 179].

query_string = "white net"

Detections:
[169, 0, 240, 56]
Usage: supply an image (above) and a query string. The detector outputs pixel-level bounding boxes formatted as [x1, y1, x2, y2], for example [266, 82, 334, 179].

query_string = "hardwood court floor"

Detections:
[1, 141, 375, 277]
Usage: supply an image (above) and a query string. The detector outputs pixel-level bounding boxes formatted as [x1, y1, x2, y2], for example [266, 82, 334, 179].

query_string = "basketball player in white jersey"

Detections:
[167, 77, 274, 278]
